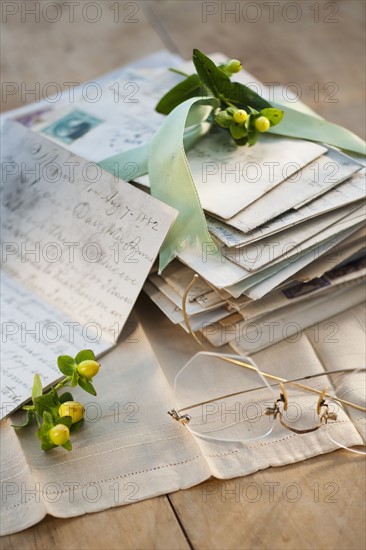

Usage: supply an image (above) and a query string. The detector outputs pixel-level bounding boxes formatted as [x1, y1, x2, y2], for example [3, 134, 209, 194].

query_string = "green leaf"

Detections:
[31, 374, 43, 401]
[260, 107, 284, 126]
[41, 441, 57, 451]
[193, 49, 270, 111]
[59, 392, 74, 404]
[37, 419, 52, 442]
[156, 74, 205, 115]
[34, 393, 59, 419]
[51, 387, 60, 404]
[54, 415, 72, 428]
[70, 418, 85, 433]
[62, 440, 72, 451]
[78, 377, 97, 396]
[57, 355, 76, 376]
[223, 82, 270, 111]
[235, 136, 249, 146]
[215, 110, 233, 129]
[37, 424, 48, 440]
[70, 371, 79, 387]
[75, 350, 95, 364]
[229, 122, 247, 140]
[245, 114, 253, 130]
[11, 410, 34, 429]
[43, 411, 54, 426]
[193, 49, 230, 99]
[247, 131, 259, 146]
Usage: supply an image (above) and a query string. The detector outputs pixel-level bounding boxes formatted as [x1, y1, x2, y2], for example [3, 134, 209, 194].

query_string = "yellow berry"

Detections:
[226, 59, 242, 73]
[49, 424, 70, 446]
[255, 116, 270, 132]
[58, 401, 84, 423]
[77, 359, 100, 379]
[233, 109, 248, 124]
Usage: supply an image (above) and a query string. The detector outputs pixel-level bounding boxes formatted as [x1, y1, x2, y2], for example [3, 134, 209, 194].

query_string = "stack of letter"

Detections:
[8, 50, 364, 354]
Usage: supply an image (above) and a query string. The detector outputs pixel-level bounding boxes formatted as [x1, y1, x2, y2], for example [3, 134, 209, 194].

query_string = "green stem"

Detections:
[53, 377, 72, 391]
[169, 68, 190, 78]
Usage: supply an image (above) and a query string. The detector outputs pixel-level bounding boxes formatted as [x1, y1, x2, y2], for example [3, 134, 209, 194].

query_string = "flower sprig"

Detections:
[156, 49, 284, 147]
[12, 350, 101, 452]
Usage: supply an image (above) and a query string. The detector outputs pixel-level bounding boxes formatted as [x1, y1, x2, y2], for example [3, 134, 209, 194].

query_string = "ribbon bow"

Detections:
[99, 96, 365, 272]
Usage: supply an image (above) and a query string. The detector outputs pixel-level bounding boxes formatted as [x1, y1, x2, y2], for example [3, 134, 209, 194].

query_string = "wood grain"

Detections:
[1, 1, 365, 548]
[1, 496, 190, 550]
[170, 451, 366, 550]
[0, 0, 163, 112]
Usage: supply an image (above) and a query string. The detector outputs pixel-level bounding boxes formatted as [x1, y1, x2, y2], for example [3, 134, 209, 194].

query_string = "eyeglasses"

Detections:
[168, 352, 366, 455]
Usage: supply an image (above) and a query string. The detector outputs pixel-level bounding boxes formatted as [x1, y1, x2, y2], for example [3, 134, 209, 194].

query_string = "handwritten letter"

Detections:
[1, 121, 177, 417]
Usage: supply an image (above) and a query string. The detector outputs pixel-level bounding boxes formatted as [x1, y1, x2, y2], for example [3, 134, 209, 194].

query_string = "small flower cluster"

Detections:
[12, 350, 100, 452]
[156, 49, 284, 148]
[215, 105, 282, 146]
[220, 58, 243, 76]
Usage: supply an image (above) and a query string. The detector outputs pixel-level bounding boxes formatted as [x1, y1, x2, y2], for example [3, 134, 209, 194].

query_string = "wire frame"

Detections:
[324, 368, 365, 454]
[168, 352, 366, 453]
[170, 352, 276, 443]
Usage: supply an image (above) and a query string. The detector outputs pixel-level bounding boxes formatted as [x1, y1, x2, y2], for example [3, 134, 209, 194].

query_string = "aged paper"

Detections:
[31, 62, 182, 162]
[1, 273, 113, 418]
[223, 204, 365, 272]
[1, 121, 177, 417]
[222, 149, 362, 232]
[207, 169, 365, 247]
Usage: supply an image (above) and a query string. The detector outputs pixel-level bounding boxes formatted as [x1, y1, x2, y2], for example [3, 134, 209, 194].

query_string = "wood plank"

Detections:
[169, 450, 366, 550]
[1, 0, 164, 112]
[1, 496, 190, 550]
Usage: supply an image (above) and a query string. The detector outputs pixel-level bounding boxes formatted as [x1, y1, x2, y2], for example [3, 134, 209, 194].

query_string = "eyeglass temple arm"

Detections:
[181, 275, 365, 414]
[221, 356, 366, 413]
[177, 356, 366, 414]
[182, 274, 204, 347]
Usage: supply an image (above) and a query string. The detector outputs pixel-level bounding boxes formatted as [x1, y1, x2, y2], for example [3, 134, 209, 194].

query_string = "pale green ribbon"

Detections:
[98, 96, 365, 272]
[270, 101, 366, 155]
[99, 97, 220, 272]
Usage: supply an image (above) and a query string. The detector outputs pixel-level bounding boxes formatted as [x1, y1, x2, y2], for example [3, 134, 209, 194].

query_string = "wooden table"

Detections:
[1, 2, 365, 548]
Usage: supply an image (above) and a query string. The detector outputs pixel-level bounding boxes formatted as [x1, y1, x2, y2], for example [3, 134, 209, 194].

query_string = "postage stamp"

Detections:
[14, 107, 53, 128]
[283, 276, 331, 299]
[42, 109, 103, 144]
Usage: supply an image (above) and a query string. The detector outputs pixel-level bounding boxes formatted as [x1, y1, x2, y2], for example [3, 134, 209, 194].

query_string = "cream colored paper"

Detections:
[138, 133, 327, 219]
[208, 169, 365, 247]
[222, 149, 362, 232]
[0, 121, 177, 417]
[213, 282, 365, 350]
[186, 133, 327, 219]
[149, 274, 225, 314]
[0, 273, 114, 419]
[224, 205, 365, 272]
[225, 223, 364, 298]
